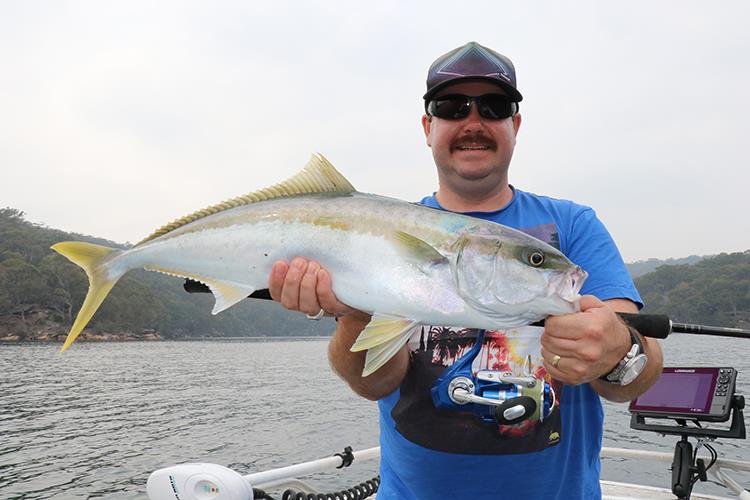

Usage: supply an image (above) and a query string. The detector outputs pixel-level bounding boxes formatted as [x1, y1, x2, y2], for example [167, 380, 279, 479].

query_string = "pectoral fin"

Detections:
[350, 313, 419, 352]
[362, 331, 416, 377]
[392, 231, 447, 271]
[351, 313, 421, 377]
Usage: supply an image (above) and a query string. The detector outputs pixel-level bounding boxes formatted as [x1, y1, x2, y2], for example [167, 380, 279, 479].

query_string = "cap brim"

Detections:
[423, 76, 523, 102]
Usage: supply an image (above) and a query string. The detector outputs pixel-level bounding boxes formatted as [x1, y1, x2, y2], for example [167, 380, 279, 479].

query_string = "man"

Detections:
[268, 42, 663, 499]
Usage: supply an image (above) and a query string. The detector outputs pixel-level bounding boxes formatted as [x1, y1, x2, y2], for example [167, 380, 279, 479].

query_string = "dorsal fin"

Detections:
[137, 153, 355, 245]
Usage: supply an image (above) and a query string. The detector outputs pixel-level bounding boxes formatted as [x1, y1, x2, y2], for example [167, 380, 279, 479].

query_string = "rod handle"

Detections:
[617, 313, 672, 339]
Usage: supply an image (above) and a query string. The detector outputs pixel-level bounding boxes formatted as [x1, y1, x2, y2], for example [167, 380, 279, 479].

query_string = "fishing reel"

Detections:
[431, 330, 555, 426]
[435, 370, 554, 425]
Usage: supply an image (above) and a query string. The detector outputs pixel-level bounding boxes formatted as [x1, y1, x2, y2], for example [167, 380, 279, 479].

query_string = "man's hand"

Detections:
[268, 257, 358, 318]
[540, 295, 632, 386]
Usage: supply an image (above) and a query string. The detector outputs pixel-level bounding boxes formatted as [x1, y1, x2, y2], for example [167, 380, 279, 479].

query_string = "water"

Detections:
[1, 336, 748, 499]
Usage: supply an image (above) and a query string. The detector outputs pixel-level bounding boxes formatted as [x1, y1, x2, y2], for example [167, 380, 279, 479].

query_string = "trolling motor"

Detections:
[431, 329, 554, 425]
[146, 446, 379, 500]
[147, 463, 254, 500]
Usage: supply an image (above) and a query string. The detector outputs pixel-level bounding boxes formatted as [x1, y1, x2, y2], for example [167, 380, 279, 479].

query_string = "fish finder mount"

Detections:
[628, 367, 746, 500]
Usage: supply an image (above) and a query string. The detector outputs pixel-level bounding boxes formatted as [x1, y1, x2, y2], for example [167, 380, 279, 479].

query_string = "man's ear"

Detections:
[512, 113, 522, 137]
[422, 114, 432, 146]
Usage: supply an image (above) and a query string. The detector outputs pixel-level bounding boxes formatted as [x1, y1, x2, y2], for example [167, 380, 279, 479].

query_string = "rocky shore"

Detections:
[0, 308, 162, 343]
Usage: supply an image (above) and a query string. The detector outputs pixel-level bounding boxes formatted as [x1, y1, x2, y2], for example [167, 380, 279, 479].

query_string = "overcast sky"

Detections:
[2, 1, 748, 262]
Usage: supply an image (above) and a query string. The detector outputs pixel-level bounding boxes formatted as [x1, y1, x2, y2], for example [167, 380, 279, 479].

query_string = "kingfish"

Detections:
[52, 154, 587, 375]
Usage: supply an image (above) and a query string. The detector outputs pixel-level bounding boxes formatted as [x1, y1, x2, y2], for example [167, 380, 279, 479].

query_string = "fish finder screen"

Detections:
[630, 368, 716, 414]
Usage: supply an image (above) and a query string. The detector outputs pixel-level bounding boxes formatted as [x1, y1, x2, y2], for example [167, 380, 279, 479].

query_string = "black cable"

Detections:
[690, 444, 700, 488]
[280, 475, 380, 500]
[705, 443, 718, 472]
[253, 488, 277, 500]
[690, 442, 719, 487]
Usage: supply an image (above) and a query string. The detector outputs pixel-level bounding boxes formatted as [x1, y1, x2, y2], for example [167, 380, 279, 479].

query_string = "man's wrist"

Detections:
[600, 324, 647, 385]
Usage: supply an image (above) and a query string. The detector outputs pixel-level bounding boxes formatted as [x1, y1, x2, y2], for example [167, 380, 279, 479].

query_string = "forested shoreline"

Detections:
[0, 207, 747, 342]
[0, 208, 334, 342]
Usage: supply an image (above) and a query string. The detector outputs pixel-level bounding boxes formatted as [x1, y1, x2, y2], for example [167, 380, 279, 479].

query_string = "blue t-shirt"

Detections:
[376, 187, 641, 499]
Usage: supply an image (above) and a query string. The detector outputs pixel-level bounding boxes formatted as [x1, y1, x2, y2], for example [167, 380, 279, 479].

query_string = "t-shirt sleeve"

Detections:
[562, 207, 643, 308]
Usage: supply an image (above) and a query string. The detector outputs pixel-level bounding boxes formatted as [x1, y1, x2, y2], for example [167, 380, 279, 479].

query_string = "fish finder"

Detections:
[629, 367, 745, 500]
[629, 367, 736, 422]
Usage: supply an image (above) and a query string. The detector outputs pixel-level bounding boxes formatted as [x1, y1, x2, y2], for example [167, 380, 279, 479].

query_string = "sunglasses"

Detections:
[425, 94, 519, 120]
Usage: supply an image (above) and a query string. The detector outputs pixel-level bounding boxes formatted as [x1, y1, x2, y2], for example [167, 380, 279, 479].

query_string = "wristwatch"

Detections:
[601, 326, 648, 385]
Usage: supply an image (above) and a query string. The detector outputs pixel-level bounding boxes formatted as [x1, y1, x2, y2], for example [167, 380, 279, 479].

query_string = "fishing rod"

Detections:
[183, 280, 750, 340]
[529, 313, 750, 341]
[617, 313, 750, 341]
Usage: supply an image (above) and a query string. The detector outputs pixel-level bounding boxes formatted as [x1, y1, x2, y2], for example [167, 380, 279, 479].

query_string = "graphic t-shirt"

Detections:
[376, 188, 641, 499]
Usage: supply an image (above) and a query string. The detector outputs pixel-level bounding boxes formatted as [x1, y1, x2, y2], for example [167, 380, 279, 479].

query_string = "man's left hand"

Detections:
[540, 295, 632, 385]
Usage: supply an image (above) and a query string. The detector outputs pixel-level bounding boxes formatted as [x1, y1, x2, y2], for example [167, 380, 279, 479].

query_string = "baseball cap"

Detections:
[424, 41, 523, 102]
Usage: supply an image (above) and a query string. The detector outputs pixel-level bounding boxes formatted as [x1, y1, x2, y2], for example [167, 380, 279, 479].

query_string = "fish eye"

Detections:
[528, 251, 545, 267]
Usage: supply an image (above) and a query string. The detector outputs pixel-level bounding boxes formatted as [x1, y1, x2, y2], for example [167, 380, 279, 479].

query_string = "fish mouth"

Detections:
[552, 266, 588, 305]
[570, 266, 587, 295]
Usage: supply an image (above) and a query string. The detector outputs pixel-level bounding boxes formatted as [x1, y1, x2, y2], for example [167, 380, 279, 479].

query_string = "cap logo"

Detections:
[436, 43, 510, 80]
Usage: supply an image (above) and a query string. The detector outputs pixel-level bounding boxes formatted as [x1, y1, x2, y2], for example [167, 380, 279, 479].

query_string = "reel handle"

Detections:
[493, 396, 537, 426]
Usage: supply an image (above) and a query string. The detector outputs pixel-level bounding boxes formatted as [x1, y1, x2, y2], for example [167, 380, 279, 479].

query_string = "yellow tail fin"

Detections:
[50, 241, 125, 352]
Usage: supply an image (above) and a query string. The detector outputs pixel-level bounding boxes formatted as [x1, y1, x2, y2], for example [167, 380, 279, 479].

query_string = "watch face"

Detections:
[620, 354, 648, 385]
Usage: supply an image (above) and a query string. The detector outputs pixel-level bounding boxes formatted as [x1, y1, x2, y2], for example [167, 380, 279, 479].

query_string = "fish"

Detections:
[52, 154, 587, 376]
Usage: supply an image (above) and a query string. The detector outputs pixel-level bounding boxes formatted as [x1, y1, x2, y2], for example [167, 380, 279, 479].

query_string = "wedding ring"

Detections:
[551, 354, 562, 368]
[306, 309, 325, 321]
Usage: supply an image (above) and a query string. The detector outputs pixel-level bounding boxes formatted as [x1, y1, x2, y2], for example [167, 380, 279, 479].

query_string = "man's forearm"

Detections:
[328, 313, 410, 401]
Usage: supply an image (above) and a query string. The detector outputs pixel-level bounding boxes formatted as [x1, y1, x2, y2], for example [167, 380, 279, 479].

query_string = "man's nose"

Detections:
[461, 102, 485, 130]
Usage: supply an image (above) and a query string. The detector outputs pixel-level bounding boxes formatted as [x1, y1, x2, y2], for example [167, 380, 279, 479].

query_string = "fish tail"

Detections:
[50, 241, 126, 352]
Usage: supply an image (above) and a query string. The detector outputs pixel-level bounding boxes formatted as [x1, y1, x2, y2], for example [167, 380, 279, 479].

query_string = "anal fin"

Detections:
[205, 280, 257, 314]
[144, 266, 256, 315]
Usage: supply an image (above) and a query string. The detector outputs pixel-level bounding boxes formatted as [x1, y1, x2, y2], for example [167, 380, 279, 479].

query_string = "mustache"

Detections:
[451, 134, 497, 150]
